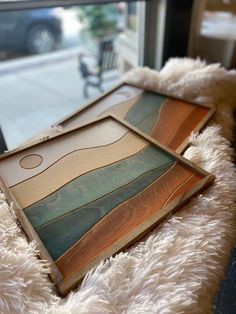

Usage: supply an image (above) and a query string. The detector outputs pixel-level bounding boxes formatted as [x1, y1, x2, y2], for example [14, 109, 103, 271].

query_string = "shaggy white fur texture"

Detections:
[0, 58, 236, 314]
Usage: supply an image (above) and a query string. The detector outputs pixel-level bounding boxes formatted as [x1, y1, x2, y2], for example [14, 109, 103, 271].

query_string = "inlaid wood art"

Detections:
[0, 116, 214, 295]
[55, 83, 215, 153]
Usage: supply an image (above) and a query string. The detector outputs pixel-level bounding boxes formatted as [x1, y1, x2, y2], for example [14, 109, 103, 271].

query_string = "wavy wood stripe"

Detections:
[136, 109, 160, 134]
[62, 85, 143, 129]
[150, 98, 209, 150]
[163, 173, 201, 206]
[54, 86, 211, 155]
[124, 91, 166, 126]
[167, 106, 210, 149]
[11, 132, 149, 208]
[36, 162, 174, 260]
[0, 120, 127, 187]
[55, 162, 204, 278]
[25, 145, 174, 228]
[97, 93, 142, 119]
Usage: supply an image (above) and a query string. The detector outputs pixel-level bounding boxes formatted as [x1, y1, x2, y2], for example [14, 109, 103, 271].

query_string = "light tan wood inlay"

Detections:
[11, 132, 149, 208]
[0, 120, 127, 187]
[62, 85, 143, 129]
[116, 90, 132, 98]
[98, 93, 142, 119]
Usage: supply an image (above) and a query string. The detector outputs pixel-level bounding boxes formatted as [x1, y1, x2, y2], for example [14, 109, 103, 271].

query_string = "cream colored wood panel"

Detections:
[11, 131, 149, 208]
[62, 85, 143, 129]
[98, 94, 142, 119]
[0, 120, 127, 187]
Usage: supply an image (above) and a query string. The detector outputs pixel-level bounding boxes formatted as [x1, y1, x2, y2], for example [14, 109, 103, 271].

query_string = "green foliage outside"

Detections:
[78, 4, 121, 38]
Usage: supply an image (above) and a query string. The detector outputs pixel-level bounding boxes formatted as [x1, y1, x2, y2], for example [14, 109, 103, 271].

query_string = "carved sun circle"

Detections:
[19, 154, 43, 169]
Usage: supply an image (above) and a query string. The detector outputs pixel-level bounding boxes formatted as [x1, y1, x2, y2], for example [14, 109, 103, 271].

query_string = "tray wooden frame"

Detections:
[54, 81, 216, 154]
[0, 115, 215, 295]
[1, 81, 215, 159]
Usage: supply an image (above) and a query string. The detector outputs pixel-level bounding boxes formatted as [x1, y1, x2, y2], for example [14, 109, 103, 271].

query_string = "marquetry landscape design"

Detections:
[58, 84, 214, 152]
[0, 117, 214, 294]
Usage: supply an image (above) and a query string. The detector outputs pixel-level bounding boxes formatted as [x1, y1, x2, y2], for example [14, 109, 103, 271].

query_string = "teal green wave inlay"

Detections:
[37, 162, 174, 260]
[136, 109, 160, 134]
[24, 145, 174, 229]
[125, 91, 166, 126]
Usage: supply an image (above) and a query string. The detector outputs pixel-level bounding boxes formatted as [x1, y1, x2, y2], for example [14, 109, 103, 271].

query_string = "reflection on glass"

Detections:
[127, 3, 137, 31]
[0, 8, 64, 55]
[193, 0, 236, 68]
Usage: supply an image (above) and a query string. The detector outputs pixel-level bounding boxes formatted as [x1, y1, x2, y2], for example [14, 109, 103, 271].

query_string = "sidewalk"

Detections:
[0, 48, 119, 149]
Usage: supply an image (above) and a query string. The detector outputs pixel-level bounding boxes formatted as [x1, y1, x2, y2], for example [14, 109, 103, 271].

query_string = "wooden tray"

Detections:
[0, 116, 214, 295]
[55, 82, 215, 153]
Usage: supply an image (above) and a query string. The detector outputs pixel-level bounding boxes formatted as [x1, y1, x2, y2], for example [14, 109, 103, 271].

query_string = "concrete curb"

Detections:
[0, 47, 82, 76]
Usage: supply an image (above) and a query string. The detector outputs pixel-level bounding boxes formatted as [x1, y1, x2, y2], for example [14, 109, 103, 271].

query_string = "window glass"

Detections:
[190, 0, 236, 69]
[0, 2, 139, 148]
[127, 3, 137, 31]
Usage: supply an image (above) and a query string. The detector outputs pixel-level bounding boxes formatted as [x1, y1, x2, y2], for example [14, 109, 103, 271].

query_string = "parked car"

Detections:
[0, 8, 63, 54]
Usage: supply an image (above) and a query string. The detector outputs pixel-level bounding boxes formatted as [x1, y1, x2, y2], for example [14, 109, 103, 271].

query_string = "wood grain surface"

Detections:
[124, 91, 166, 126]
[25, 146, 174, 229]
[61, 85, 143, 129]
[37, 162, 174, 260]
[98, 94, 142, 119]
[0, 120, 127, 187]
[55, 161, 204, 278]
[150, 98, 209, 150]
[0, 116, 214, 296]
[57, 84, 212, 153]
[11, 131, 148, 208]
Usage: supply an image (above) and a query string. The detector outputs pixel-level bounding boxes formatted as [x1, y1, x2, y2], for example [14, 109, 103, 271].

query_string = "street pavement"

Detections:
[0, 48, 119, 149]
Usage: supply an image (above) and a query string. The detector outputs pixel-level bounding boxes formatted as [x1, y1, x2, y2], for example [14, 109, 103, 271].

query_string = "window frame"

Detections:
[0, 0, 142, 11]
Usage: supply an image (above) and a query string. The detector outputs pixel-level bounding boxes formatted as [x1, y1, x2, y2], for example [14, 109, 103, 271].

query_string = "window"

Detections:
[0, 0, 194, 149]
[189, 0, 236, 68]
[0, 1, 141, 148]
[127, 3, 137, 31]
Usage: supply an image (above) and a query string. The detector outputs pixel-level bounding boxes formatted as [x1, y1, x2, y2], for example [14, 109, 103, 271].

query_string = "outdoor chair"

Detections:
[78, 36, 117, 98]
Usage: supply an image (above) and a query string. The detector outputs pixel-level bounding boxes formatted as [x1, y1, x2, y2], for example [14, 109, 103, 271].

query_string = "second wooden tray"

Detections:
[55, 82, 215, 153]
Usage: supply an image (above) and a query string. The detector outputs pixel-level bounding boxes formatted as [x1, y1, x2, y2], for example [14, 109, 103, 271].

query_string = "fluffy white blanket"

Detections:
[0, 58, 236, 314]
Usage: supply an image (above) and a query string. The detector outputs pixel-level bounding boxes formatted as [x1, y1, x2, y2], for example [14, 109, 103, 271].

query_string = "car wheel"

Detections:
[27, 24, 56, 54]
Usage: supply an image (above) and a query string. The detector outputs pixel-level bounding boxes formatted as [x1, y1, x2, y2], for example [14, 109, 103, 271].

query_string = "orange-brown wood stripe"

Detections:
[167, 106, 209, 150]
[162, 173, 202, 206]
[55, 162, 204, 278]
[150, 98, 209, 151]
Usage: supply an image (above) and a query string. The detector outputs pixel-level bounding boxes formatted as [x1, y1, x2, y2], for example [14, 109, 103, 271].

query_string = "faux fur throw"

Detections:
[0, 58, 236, 314]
